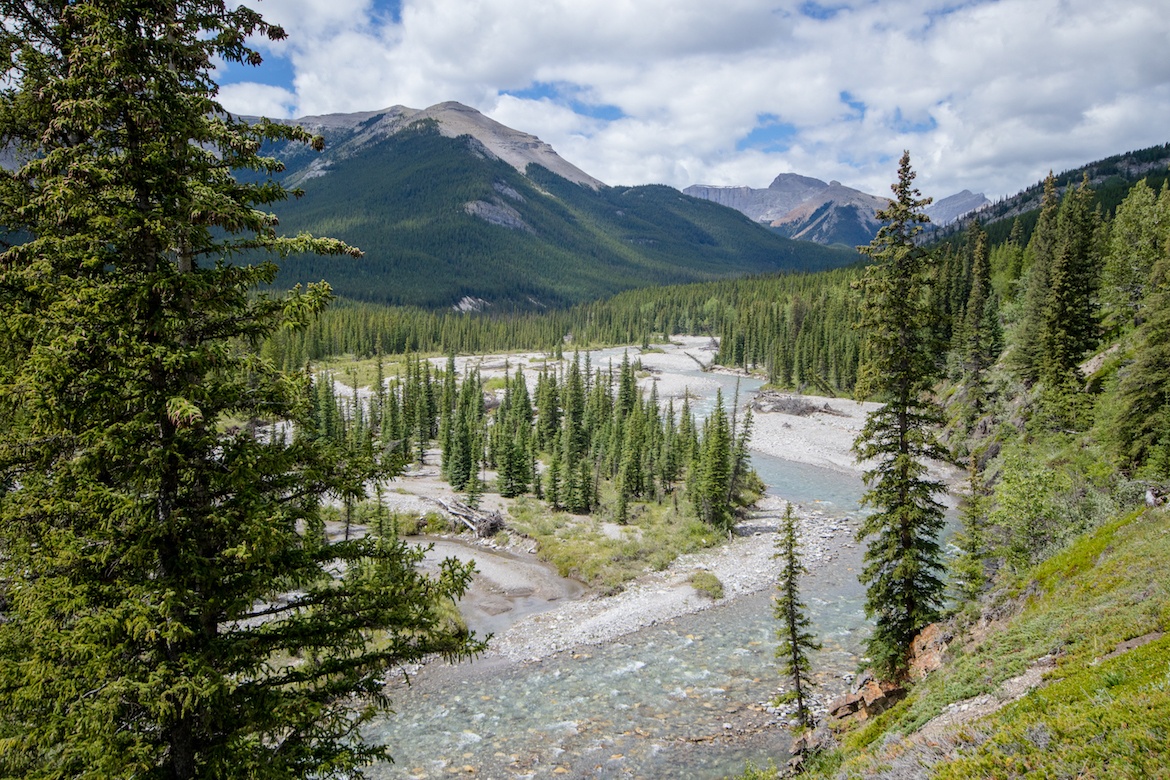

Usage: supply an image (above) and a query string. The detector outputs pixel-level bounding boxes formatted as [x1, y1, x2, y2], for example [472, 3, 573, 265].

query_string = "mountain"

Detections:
[266, 101, 604, 190]
[923, 189, 990, 225]
[685, 174, 889, 247]
[682, 173, 829, 223]
[250, 103, 859, 309]
[767, 179, 889, 246]
[685, 174, 989, 247]
[963, 143, 1170, 228]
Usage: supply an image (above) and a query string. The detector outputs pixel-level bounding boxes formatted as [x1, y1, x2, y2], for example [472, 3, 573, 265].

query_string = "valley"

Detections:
[4, 6, 1169, 777]
[250, 103, 861, 309]
[321, 338, 899, 778]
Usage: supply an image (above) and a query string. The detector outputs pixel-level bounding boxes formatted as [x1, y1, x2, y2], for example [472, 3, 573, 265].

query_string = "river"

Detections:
[366, 345, 878, 779]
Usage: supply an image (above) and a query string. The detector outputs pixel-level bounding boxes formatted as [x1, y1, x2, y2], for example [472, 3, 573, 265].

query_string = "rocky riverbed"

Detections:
[335, 339, 958, 777]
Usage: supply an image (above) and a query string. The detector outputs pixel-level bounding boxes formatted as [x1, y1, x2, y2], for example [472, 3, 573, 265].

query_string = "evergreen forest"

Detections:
[1, 0, 1168, 776]
[285, 161, 1170, 776]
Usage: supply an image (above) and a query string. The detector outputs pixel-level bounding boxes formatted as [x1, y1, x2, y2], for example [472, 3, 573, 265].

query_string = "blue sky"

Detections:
[216, 0, 1170, 199]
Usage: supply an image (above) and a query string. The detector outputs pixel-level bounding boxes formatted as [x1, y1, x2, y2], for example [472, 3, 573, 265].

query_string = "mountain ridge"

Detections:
[252, 105, 859, 309]
[685, 173, 990, 246]
[252, 101, 604, 190]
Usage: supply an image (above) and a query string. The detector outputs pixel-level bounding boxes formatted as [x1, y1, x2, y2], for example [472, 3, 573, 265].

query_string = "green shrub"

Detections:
[689, 570, 724, 599]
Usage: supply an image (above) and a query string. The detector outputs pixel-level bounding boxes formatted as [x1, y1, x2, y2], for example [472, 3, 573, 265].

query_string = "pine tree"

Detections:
[1111, 254, 1170, 475]
[951, 455, 991, 602]
[959, 220, 996, 427]
[774, 505, 820, 730]
[852, 152, 949, 680]
[1039, 174, 1101, 406]
[535, 368, 560, 452]
[465, 429, 485, 510]
[1012, 174, 1061, 385]
[546, 444, 564, 510]
[728, 406, 755, 508]
[694, 390, 734, 534]
[0, 4, 482, 777]
[439, 354, 458, 464]
[1101, 180, 1165, 336]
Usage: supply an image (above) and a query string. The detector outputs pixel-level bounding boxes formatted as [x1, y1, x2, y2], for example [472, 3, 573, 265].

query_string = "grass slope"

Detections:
[806, 506, 1169, 778]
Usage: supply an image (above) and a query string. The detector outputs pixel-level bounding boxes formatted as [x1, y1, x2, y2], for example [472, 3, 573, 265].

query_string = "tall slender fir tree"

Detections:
[774, 505, 820, 731]
[852, 152, 950, 680]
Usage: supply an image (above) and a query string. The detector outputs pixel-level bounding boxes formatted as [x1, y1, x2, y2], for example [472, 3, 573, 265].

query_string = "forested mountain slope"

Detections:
[254, 108, 857, 309]
[931, 142, 1170, 245]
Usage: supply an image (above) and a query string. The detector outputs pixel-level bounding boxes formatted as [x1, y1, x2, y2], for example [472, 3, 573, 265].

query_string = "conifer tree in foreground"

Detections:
[0, 3, 481, 777]
[852, 152, 949, 679]
[1012, 173, 1061, 385]
[774, 505, 820, 730]
[951, 455, 991, 602]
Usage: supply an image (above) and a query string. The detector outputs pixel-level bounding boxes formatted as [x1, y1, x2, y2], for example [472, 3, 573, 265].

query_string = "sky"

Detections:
[215, 0, 1170, 201]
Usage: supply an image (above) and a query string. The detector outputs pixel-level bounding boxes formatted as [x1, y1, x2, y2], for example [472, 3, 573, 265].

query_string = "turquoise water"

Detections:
[368, 350, 877, 778]
[369, 452, 868, 779]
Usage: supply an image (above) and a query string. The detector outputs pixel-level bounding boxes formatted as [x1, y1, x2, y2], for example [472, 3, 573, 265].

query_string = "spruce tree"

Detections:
[852, 152, 949, 680]
[959, 220, 995, 427]
[774, 505, 820, 730]
[694, 390, 734, 534]
[1013, 174, 1061, 385]
[1039, 174, 1101, 405]
[0, 4, 482, 777]
[1111, 255, 1170, 475]
[951, 455, 990, 602]
[1101, 179, 1165, 336]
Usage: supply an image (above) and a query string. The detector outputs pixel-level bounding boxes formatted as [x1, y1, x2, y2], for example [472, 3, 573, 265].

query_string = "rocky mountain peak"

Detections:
[923, 189, 991, 225]
[255, 102, 604, 190]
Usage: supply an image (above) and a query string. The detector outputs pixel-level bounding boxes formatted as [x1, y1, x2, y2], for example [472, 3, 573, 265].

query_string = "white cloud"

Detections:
[216, 0, 1170, 199]
[217, 82, 298, 119]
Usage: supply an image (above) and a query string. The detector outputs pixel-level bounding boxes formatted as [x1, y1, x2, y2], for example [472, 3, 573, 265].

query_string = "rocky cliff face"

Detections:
[768, 180, 889, 246]
[924, 189, 990, 225]
[683, 172, 831, 223]
[254, 101, 604, 190]
[685, 174, 890, 246]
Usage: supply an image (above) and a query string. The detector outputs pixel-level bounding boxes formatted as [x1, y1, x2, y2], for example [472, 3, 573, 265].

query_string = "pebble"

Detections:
[484, 497, 860, 664]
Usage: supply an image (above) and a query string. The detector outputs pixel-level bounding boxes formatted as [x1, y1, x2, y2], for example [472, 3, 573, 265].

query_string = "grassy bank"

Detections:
[503, 492, 724, 594]
[794, 505, 1169, 778]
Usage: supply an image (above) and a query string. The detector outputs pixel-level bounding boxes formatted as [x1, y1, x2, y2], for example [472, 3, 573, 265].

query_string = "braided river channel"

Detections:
[368, 350, 888, 779]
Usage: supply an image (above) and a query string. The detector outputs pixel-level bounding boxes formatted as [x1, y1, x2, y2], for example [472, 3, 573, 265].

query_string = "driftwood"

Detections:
[682, 351, 713, 371]
[434, 498, 506, 538]
[752, 392, 848, 418]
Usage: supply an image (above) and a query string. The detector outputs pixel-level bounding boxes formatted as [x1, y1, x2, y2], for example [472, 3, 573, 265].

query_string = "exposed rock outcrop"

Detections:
[827, 675, 906, 724]
[686, 174, 889, 247]
[924, 189, 990, 225]
[683, 173, 828, 223]
[464, 198, 533, 232]
[908, 621, 953, 681]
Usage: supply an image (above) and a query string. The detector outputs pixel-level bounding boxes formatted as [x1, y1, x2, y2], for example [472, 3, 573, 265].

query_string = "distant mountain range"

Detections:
[685, 175, 989, 247]
[251, 102, 860, 309]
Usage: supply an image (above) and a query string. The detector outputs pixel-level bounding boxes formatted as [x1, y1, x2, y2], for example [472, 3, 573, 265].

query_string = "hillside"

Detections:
[930, 142, 1170, 245]
[767, 180, 889, 247]
[253, 105, 858, 309]
[796, 505, 1169, 778]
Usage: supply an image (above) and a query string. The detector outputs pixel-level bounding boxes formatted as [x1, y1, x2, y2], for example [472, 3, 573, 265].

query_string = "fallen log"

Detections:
[434, 498, 506, 538]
